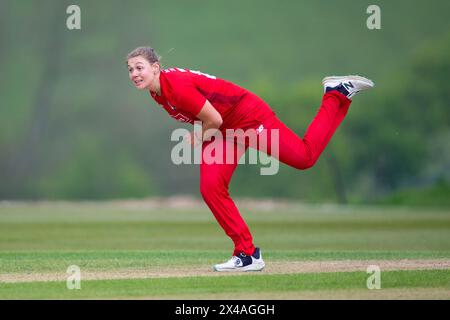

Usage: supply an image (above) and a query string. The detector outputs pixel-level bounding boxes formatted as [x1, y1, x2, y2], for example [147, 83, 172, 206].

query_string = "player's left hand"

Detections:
[184, 131, 202, 147]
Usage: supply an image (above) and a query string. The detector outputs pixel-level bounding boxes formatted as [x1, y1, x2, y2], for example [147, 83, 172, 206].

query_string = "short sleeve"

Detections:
[171, 84, 206, 116]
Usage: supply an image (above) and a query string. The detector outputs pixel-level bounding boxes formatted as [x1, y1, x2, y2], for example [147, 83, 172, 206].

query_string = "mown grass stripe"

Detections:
[0, 270, 448, 299]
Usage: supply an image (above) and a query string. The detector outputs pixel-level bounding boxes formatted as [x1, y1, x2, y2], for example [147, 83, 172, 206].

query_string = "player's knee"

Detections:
[296, 158, 317, 170]
[199, 177, 223, 199]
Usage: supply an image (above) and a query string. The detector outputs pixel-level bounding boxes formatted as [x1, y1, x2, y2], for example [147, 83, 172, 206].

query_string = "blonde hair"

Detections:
[126, 46, 161, 64]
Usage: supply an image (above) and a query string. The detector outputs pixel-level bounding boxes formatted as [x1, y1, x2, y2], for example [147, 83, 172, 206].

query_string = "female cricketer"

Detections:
[126, 46, 374, 272]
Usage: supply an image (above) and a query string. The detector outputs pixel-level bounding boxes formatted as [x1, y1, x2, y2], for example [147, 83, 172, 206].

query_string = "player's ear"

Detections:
[151, 62, 160, 75]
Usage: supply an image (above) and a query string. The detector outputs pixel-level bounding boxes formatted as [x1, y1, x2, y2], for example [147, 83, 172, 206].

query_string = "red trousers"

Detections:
[200, 91, 351, 256]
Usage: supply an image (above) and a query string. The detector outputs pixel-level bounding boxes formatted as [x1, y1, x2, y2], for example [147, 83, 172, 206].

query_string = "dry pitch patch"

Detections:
[1, 259, 449, 283]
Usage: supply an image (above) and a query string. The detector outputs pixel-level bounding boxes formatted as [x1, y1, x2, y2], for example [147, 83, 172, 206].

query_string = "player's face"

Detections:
[127, 56, 158, 90]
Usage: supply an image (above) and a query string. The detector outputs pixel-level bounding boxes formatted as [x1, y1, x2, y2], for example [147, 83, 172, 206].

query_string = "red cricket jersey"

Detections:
[150, 68, 275, 129]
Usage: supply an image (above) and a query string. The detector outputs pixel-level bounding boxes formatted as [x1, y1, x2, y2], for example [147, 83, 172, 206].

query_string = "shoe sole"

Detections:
[322, 75, 374, 88]
[213, 262, 265, 272]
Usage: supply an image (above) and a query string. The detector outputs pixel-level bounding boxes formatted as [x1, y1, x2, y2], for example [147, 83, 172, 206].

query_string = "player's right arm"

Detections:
[168, 75, 223, 145]
[183, 99, 223, 146]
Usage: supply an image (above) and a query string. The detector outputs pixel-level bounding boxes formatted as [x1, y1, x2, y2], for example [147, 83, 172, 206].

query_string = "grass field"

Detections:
[0, 200, 449, 299]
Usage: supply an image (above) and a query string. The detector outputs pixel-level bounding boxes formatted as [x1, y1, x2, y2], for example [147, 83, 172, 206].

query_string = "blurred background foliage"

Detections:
[0, 0, 449, 205]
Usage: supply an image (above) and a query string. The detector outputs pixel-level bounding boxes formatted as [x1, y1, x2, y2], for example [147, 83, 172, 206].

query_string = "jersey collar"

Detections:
[150, 70, 171, 100]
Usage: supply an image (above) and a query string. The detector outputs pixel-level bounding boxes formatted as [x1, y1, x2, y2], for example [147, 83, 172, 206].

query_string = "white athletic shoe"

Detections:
[322, 75, 374, 99]
[213, 247, 265, 272]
